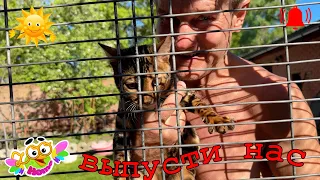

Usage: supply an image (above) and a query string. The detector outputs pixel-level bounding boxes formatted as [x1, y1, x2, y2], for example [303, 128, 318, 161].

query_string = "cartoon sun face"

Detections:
[24, 15, 45, 37]
[9, 7, 56, 47]
[26, 141, 52, 167]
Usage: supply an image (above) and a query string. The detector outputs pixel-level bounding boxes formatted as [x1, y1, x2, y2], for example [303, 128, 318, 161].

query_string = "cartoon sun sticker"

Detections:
[9, 7, 56, 47]
[4, 137, 69, 177]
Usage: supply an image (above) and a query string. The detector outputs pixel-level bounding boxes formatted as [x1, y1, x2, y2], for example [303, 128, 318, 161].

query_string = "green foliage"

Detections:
[0, 0, 150, 134]
[230, 0, 296, 57]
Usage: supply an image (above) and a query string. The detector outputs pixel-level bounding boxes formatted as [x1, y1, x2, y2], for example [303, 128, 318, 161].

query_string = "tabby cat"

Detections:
[98, 36, 235, 180]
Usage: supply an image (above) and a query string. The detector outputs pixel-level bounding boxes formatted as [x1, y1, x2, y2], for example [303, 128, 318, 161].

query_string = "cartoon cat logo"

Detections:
[5, 137, 69, 177]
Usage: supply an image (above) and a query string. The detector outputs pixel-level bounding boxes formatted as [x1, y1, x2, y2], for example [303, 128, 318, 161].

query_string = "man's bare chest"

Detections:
[186, 89, 263, 158]
[185, 106, 266, 179]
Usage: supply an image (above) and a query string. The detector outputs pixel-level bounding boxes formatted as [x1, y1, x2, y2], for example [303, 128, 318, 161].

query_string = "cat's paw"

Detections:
[203, 116, 235, 134]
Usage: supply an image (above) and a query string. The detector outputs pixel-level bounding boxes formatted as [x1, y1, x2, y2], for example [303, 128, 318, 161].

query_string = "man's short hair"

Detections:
[232, 0, 244, 9]
[155, 0, 244, 10]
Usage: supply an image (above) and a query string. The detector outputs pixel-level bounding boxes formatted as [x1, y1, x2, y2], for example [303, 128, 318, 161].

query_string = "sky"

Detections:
[297, 0, 320, 22]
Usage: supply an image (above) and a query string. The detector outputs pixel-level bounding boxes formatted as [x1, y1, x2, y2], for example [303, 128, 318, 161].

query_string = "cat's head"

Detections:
[99, 36, 173, 109]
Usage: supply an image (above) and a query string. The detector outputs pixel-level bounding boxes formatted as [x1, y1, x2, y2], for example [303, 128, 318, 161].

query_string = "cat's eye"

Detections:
[126, 83, 137, 89]
[152, 79, 159, 87]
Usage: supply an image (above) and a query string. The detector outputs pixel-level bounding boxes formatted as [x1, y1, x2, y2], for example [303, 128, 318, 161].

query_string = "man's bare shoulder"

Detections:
[239, 58, 301, 101]
[257, 67, 306, 102]
[241, 60, 318, 140]
[230, 55, 307, 108]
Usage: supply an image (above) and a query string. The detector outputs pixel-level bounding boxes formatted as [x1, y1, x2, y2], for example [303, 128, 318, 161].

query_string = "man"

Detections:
[130, 0, 320, 179]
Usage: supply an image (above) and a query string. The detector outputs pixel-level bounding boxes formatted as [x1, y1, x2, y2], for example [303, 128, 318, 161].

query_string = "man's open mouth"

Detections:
[176, 52, 201, 61]
[179, 52, 200, 57]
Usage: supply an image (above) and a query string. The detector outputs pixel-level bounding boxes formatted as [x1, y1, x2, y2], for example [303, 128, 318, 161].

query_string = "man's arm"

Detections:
[265, 82, 320, 179]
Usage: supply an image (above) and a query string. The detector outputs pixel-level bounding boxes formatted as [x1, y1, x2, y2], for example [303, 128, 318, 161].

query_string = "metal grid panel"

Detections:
[0, 0, 319, 179]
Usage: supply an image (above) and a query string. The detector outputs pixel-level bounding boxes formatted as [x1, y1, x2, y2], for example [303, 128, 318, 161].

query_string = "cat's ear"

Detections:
[156, 36, 172, 63]
[98, 43, 118, 73]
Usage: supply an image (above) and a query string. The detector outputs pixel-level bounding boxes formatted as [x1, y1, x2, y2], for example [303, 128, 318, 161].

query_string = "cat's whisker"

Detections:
[131, 104, 137, 115]
[125, 104, 132, 112]
[125, 102, 136, 119]
[124, 101, 133, 107]
[125, 103, 135, 112]
[130, 104, 138, 125]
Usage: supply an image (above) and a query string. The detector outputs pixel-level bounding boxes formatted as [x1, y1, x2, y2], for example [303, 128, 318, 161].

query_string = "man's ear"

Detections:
[98, 42, 118, 73]
[156, 36, 172, 63]
[232, 0, 250, 32]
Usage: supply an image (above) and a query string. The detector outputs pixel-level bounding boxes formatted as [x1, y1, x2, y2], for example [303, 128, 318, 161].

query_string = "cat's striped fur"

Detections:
[98, 36, 235, 180]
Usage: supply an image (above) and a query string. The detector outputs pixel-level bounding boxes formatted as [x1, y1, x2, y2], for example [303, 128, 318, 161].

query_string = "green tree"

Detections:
[0, 0, 151, 136]
[231, 0, 296, 57]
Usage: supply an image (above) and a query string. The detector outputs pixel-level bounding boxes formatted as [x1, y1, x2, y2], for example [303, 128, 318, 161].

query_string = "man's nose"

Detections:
[175, 23, 197, 51]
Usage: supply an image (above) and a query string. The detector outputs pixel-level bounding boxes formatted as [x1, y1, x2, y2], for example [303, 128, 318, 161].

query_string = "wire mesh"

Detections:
[0, 0, 319, 180]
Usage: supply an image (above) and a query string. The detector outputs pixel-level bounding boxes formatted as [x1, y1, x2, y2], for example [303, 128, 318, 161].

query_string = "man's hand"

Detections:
[131, 81, 188, 161]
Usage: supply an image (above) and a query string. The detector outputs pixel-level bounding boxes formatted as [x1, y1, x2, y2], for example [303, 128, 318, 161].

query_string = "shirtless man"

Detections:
[131, 0, 320, 179]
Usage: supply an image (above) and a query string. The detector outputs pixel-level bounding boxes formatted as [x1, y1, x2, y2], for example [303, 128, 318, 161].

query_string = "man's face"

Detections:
[156, 0, 246, 81]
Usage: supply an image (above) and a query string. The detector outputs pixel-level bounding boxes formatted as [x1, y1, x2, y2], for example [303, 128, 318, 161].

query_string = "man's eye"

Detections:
[191, 15, 215, 30]
[126, 83, 137, 89]
[198, 15, 212, 21]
